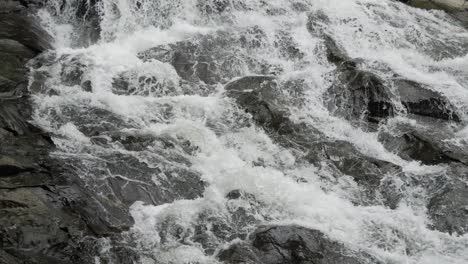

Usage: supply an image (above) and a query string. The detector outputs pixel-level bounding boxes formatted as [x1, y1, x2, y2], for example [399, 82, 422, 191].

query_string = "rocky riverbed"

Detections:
[1, 0, 468, 263]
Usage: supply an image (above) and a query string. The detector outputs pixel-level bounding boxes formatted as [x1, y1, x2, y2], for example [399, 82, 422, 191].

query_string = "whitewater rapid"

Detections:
[32, 0, 468, 263]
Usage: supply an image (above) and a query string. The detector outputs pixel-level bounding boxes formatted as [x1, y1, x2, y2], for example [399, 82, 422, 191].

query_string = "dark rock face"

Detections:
[311, 19, 462, 125]
[394, 79, 461, 122]
[47, 0, 101, 46]
[0, 12, 52, 53]
[138, 32, 244, 85]
[379, 127, 458, 165]
[306, 140, 402, 208]
[219, 225, 380, 264]
[138, 29, 283, 87]
[225, 76, 292, 133]
[0, 3, 133, 263]
[396, 1, 468, 28]
[427, 164, 468, 235]
[378, 117, 468, 165]
[325, 62, 396, 124]
[0, 98, 125, 263]
[0, 1, 52, 96]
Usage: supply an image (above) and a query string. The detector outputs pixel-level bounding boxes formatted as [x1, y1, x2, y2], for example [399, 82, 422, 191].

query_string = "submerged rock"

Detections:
[0, 2, 52, 96]
[313, 28, 461, 126]
[224, 75, 293, 133]
[218, 225, 381, 264]
[427, 164, 468, 235]
[138, 30, 278, 85]
[325, 62, 396, 124]
[394, 79, 461, 122]
[379, 116, 468, 165]
[0, 3, 136, 263]
[306, 140, 403, 208]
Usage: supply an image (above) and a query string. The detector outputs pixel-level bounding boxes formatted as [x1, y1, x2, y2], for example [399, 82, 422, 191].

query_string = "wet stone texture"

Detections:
[426, 164, 468, 235]
[218, 225, 382, 264]
[0, 1, 205, 263]
[225, 75, 403, 209]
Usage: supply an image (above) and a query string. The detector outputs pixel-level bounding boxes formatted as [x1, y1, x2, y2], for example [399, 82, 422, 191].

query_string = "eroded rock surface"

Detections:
[426, 164, 468, 235]
[218, 225, 381, 264]
[225, 75, 402, 208]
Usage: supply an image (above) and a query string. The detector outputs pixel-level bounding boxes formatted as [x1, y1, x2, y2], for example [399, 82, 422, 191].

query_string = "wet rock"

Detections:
[314, 29, 461, 125]
[0, 156, 34, 177]
[0, 12, 52, 53]
[306, 140, 402, 208]
[225, 76, 401, 208]
[306, 10, 331, 37]
[325, 62, 396, 124]
[379, 128, 456, 165]
[197, 0, 230, 14]
[0, 40, 36, 95]
[427, 164, 468, 235]
[0, 5, 52, 96]
[379, 117, 468, 165]
[0, 249, 22, 264]
[60, 55, 90, 88]
[394, 79, 460, 122]
[322, 35, 350, 66]
[307, 13, 350, 66]
[102, 152, 205, 207]
[225, 75, 294, 134]
[138, 30, 273, 85]
[274, 31, 305, 60]
[51, 0, 101, 46]
[399, 0, 468, 12]
[0, 3, 135, 262]
[397, 1, 468, 30]
[219, 225, 381, 264]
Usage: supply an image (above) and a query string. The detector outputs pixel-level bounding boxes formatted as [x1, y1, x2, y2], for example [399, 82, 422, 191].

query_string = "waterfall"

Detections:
[28, 0, 468, 263]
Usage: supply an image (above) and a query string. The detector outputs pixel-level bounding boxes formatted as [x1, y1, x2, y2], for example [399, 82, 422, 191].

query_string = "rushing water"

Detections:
[31, 0, 468, 263]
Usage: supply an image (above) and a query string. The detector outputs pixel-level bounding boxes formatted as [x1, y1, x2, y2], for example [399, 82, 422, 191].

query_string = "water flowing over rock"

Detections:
[426, 164, 468, 235]
[325, 61, 396, 124]
[2, 0, 468, 263]
[218, 225, 381, 264]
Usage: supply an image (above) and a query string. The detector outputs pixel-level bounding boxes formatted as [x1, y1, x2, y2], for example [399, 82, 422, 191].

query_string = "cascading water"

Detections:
[29, 0, 468, 263]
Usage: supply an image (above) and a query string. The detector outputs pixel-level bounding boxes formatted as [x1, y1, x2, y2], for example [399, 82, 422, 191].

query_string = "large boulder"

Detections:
[427, 164, 468, 235]
[218, 225, 381, 264]
[225, 76, 293, 133]
[379, 116, 468, 165]
[393, 79, 461, 122]
[0, 2, 52, 96]
[309, 19, 462, 125]
[306, 140, 403, 208]
[137, 29, 281, 86]
[325, 61, 396, 124]
[0, 98, 132, 263]
[0, 3, 138, 263]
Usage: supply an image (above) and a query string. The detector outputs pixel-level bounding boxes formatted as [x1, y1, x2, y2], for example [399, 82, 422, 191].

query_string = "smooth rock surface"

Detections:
[219, 225, 381, 264]
[427, 164, 468, 235]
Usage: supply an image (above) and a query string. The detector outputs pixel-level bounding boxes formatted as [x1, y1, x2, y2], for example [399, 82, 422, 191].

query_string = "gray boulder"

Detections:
[427, 164, 468, 235]
[325, 61, 396, 124]
[394, 79, 461, 122]
[218, 225, 381, 264]
[306, 140, 403, 208]
[379, 116, 468, 165]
